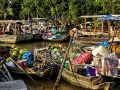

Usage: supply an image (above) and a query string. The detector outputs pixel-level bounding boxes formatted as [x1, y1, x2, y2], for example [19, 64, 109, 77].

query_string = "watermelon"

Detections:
[72, 52, 92, 64]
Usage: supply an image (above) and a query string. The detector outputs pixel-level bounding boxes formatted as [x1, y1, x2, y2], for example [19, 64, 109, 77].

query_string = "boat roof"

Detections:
[0, 20, 28, 23]
[81, 15, 120, 18]
[31, 18, 47, 20]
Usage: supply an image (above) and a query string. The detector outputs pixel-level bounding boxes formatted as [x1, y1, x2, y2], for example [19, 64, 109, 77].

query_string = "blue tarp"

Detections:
[97, 14, 120, 22]
[96, 41, 110, 48]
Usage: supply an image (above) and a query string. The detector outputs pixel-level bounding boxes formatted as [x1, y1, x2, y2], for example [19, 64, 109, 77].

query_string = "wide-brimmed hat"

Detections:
[92, 46, 111, 57]
[108, 37, 120, 42]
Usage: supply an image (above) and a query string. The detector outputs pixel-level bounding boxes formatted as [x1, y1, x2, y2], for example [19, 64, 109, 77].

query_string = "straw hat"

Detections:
[92, 46, 111, 57]
[108, 37, 120, 42]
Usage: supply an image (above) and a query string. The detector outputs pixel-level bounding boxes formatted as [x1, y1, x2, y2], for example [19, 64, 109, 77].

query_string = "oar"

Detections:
[9, 57, 45, 90]
[3, 63, 13, 81]
[53, 31, 75, 90]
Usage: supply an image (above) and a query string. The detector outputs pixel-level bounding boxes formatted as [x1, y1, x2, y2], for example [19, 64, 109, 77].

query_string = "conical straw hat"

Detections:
[92, 46, 111, 57]
[108, 37, 120, 42]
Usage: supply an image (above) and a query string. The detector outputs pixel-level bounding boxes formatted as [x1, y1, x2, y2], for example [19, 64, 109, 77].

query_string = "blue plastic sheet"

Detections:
[96, 41, 110, 48]
[22, 51, 34, 66]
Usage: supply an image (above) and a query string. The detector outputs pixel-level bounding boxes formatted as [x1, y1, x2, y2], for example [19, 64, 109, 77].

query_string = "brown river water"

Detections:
[1, 41, 82, 90]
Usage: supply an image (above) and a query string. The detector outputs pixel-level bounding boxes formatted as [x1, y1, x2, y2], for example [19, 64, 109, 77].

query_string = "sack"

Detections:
[72, 52, 92, 64]
[22, 51, 34, 66]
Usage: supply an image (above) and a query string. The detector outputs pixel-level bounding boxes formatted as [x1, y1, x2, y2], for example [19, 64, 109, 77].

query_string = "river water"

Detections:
[2, 41, 82, 90]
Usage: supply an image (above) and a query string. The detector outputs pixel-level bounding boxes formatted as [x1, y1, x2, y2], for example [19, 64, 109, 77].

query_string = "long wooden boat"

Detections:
[74, 36, 109, 44]
[0, 34, 33, 43]
[6, 65, 57, 77]
[0, 80, 28, 90]
[42, 35, 70, 42]
[62, 68, 115, 90]
[6, 47, 58, 77]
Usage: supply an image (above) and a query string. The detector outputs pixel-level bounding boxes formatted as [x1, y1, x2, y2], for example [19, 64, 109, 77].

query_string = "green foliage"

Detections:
[1, 0, 120, 27]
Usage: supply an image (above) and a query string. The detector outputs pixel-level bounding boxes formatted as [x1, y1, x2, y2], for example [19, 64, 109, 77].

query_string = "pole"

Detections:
[3, 63, 13, 81]
[53, 31, 75, 90]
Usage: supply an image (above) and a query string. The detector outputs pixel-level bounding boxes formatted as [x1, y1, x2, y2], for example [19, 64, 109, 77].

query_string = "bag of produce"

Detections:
[72, 52, 92, 64]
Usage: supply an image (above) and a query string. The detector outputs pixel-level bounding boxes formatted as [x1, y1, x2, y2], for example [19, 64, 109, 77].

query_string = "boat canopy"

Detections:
[97, 14, 120, 22]
[31, 18, 47, 20]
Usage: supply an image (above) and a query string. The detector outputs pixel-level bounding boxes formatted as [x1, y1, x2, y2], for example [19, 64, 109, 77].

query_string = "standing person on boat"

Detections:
[51, 25, 57, 35]
[39, 20, 44, 30]
[22, 27, 27, 34]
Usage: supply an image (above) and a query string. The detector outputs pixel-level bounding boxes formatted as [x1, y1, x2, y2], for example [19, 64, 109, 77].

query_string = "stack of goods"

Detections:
[108, 37, 120, 57]
[49, 44, 66, 63]
[71, 52, 93, 76]
[6, 46, 34, 68]
[69, 45, 119, 77]
[92, 46, 119, 77]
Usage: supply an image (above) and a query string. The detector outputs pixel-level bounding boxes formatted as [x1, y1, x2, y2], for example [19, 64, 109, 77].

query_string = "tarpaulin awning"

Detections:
[31, 18, 47, 20]
[97, 14, 120, 21]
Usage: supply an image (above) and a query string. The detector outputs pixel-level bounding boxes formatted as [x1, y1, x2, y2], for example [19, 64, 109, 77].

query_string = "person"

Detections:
[22, 27, 27, 34]
[9, 26, 13, 35]
[80, 24, 84, 30]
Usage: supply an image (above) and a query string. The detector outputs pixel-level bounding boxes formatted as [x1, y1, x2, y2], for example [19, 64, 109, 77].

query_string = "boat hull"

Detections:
[62, 68, 115, 90]
[0, 34, 33, 43]
[7, 66, 57, 77]
[42, 36, 70, 42]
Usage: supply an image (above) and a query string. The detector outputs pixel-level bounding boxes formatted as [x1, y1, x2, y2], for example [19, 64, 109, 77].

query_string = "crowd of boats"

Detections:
[1, 15, 120, 89]
[0, 19, 70, 44]
[1, 32, 120, 90]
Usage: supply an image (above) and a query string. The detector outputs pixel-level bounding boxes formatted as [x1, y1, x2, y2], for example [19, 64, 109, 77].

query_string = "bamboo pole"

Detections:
[108, 21, 111, 39]
[9, 57, 44, 90]
[3, 63, 13, 81]
[0, 68, 10, 81]
[53, 31, 75, 90]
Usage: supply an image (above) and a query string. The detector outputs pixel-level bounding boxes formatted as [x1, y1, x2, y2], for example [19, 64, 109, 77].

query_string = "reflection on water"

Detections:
[1, 41, 82, 90]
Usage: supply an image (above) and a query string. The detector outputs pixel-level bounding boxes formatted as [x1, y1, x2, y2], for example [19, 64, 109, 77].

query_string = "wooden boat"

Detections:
[0, 80, 28, 90]
[74, 35, 109, 44]
[62, 68, 115, 90]
[6, 65, 57, 77]
[0, 56, 28, 90]
[0, 20, 33, 44]
[0, 34, 33, 43]
[32, 33, 42, 41]
[6, 47, 58, 77]
[42, 35, 70, 42]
